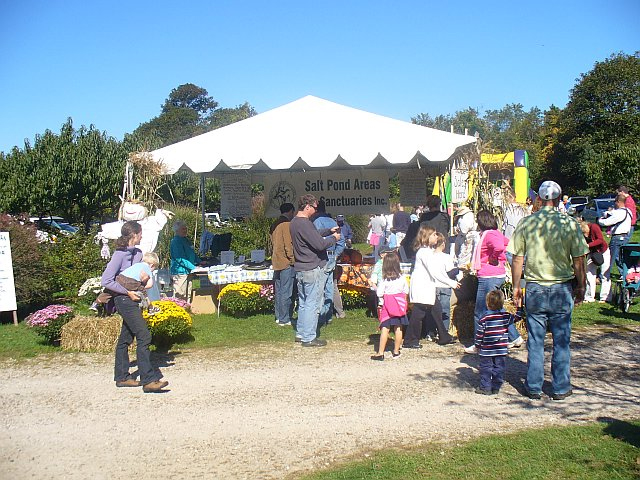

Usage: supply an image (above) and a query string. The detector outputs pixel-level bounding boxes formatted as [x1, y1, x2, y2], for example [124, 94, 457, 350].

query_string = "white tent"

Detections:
[150, 95, 476, 176]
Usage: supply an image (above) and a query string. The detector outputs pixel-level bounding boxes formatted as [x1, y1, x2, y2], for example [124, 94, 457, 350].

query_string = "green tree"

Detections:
[547, 52, 640, 195]
[133, 83, 256, 149]
[0, 119, 128, 228]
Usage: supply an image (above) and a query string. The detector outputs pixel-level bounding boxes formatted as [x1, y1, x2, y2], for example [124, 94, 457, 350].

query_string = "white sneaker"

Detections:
[583, 298, 595, 303]
[464, 345, 477, 354]
[508, 336, 525, 348]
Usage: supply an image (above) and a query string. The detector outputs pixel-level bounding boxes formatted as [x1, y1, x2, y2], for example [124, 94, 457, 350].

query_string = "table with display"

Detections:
[187, 265, 274, 314]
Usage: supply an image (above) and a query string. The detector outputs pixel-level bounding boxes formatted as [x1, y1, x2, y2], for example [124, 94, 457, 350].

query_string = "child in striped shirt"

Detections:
[474, 289, 521, 395]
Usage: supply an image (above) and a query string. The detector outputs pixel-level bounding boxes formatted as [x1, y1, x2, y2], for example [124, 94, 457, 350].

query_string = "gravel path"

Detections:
[1, 324, 639, 480]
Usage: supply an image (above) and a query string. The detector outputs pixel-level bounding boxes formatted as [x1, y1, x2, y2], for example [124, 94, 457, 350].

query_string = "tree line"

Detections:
[0, 52, 638, 227]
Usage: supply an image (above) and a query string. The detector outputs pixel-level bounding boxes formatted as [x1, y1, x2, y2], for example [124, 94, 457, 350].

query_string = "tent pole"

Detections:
[200, 174, 206, 234]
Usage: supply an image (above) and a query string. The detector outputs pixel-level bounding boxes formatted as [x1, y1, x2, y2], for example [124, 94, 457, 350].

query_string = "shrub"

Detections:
[41, 227, 107, 299]
[142, 300, 192, 340]
[218, 282, 274, 317]
[25, 304, 75, 344]
[339, 286, 368, 309]
[0, 214, 55, 312]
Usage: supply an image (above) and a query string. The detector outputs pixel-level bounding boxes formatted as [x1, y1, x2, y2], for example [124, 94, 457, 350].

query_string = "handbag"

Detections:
[590, 251, 604, 266]
[382, 293, 408, 317]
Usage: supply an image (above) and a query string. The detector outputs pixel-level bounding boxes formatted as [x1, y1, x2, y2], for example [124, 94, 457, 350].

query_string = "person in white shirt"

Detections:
[428, 232, 461, 332]
[403, 225, 456, 348]
[598, 194, 632, 271]
[454, 204, 475, 264]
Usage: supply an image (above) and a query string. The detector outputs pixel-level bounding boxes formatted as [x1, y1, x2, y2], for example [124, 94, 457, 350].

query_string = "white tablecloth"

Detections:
[199, 266, 274, 285]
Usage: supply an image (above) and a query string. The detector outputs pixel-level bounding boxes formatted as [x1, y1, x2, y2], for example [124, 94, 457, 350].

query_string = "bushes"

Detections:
[218, 282, 274, 317]
[0, 214, 55, 312]
[339, 286, 368, 309]
[25, 304, 74, 344]
[41, 227, 106, 299]
[143, 299, 193, 340]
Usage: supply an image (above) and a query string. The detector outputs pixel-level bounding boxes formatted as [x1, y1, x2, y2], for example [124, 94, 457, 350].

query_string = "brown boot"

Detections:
[115, 378, 141, 388]
[143, 380, 169, 393]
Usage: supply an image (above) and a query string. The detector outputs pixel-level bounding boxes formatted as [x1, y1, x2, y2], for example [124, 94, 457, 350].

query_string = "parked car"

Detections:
[566, 196, 589, 216]
[579, 198, 616, 223]
[29, 216, 79, 235]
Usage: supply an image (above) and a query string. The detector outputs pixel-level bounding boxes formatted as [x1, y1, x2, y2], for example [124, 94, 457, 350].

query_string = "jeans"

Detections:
[479, 355, 506, 391]
[609, 234, 629, 272]
[274, 266, 296, 324]
[586, 249, 611, 301]
[296, 267, 324, 342]
[113, 295, 158, 385]
[474, 276, 520, 343]
[436, 287, 452, 330]
[524, 281, 574, 395]
[405, 301, 452, 346]
[318, 268, 334, 329]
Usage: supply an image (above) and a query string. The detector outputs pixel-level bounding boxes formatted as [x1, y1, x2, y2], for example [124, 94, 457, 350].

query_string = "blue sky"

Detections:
[1, 0, 638, 154]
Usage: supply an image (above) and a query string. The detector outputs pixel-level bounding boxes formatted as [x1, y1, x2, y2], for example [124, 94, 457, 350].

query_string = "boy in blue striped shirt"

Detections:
[474, 289, 521, 395]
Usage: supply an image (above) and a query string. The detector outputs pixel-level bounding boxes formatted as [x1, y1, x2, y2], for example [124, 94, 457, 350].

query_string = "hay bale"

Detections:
[450, 300, 475, 340]
[61, 315, 124, 352]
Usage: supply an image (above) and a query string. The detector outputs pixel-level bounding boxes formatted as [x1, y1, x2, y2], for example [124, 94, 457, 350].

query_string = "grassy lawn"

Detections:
[295, 419, 640, 480]
[2, 295, 639, 360]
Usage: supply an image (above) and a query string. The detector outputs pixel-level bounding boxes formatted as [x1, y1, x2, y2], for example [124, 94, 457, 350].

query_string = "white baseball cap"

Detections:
[538, 181, 562, 200]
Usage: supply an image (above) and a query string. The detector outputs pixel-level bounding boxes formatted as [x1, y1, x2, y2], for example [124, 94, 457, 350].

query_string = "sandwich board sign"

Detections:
[0, 232, 18, 324]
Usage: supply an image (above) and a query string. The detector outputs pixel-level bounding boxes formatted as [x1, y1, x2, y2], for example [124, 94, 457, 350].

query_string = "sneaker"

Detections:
[524, 389, 542, 400]
[143, 380, 169, 393]
[508, 336, 525, 349]
[475, 387, 493, 395]
[294, 336, 302, 343]
[464, 345, 477, 354]
[301, 338, 327, 347]
[115, 378, 141, 388]
[147, 306, 161, 316]
[551, 390, 573, 401]
[89, 302, 99, 312]
[402, 343, 423, 349]
[392, 351, 401, 359]
[583, 298, 595, 303]
[370, 354, 384, 361]
[491, 389, 500, 395]
[437, 337, 457, 346]
[276, 321, 291, 326]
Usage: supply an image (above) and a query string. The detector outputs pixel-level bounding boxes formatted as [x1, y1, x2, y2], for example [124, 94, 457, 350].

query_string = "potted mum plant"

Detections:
[26, 305, 75, 345]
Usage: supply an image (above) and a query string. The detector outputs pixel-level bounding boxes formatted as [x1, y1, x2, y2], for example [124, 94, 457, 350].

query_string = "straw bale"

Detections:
[450, 300, 474, 339]
[61, 315, 129, 352]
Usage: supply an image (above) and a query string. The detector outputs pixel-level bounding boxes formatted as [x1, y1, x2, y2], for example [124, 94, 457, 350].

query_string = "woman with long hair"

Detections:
[403, 224, 456, 349]
[465, 210, 523, 354]
[100, 221, 168, 393]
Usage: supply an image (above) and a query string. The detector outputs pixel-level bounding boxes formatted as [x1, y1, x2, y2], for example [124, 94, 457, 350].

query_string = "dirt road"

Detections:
[1, 325, 638, 479]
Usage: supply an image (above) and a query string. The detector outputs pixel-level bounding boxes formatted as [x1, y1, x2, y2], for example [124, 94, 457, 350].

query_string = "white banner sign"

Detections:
[220, 174, 252, 218]
[0, 232, 18, 312]
[451, 168, 469, 204]
[262, 170, 389, 217]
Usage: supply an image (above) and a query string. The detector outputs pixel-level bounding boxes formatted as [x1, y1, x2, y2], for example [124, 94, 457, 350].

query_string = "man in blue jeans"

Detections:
[508, 181, 588, 401]
[289, 194, 341, 347]
[313, 200, 346, 329]
[270, 203, 296, 326]
[598, 194, 632, 272]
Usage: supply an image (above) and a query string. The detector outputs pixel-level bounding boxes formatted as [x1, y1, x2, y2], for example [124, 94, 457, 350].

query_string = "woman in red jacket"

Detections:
[580, 221, 611, 303]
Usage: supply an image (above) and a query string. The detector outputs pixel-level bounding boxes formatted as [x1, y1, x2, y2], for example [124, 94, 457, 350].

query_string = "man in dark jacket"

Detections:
[401, 195, 451, 261]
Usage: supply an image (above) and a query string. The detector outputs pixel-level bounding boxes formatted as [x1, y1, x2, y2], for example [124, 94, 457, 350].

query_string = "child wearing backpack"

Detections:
[371, 251, 409, 361]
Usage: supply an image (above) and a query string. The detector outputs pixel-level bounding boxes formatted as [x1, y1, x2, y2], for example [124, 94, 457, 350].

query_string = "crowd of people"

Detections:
[98, 181, 635, 399]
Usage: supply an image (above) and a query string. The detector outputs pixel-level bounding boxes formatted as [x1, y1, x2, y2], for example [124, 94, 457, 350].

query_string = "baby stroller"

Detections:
[613, 243, 640, 313]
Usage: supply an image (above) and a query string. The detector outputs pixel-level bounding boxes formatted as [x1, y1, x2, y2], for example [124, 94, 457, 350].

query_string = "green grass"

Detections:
[170, 308, 378, 350]
[0, 322, 60, 358]
[296, 420, 640, 480]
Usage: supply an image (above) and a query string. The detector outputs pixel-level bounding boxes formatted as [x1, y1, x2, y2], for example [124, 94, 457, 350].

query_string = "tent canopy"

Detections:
[150, 95, 476, 176]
